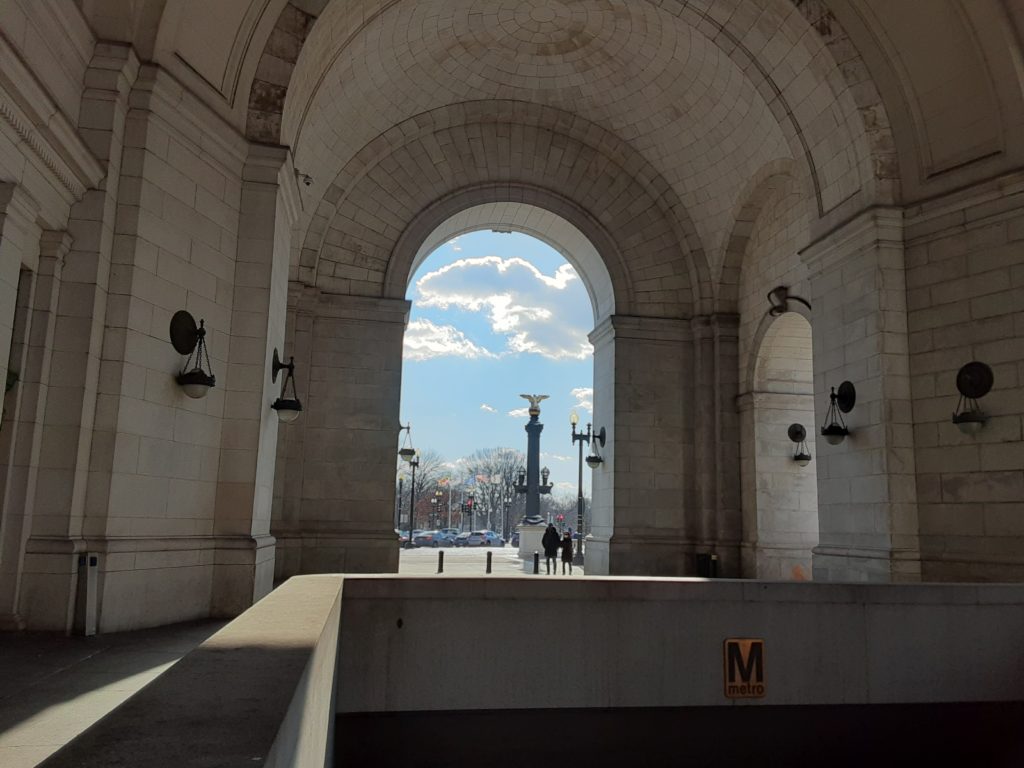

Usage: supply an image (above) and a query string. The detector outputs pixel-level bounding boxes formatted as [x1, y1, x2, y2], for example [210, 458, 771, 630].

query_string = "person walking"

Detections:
[542, 524, 560, 575]
[560, 531, 574, 575]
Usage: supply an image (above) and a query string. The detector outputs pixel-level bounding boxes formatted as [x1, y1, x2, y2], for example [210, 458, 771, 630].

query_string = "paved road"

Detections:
[398, 544, 584, 577]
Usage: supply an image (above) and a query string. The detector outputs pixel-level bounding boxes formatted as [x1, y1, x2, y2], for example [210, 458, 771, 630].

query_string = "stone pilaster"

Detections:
[588, 314, 691, 576]
[690, 314, 741, 576]
[0, 231, 70, 629]
[208, 144, 296, 615]
[19, 44, 139, 631]
[804, 208, 921, 582]
[273, 289, 409, 576]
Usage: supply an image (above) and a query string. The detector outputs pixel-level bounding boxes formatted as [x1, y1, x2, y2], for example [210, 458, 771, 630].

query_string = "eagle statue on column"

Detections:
[519, 394, 549, 418]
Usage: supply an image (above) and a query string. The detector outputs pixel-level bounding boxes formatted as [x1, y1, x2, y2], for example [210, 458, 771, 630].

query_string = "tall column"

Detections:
[689, 314, 742, 574]
[523, 414, 544, 518]
[276, 289, 409, 576]
[19, 44, 138, 631]
[210, 144, 297, 615]
[0, 185, 41, 394]
[590, 315, 692, 576]
[0, 232, 70, 628]
[805, 209, 921, 582]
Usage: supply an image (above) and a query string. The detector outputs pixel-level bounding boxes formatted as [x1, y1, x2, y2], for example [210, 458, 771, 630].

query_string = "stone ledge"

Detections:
[39, 574, 343, 768]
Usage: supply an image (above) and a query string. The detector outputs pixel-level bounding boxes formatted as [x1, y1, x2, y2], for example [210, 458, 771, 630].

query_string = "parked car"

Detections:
[413, 530, 454, 547]
[453, 532, 472, 547]
[466, 530, 503, 547]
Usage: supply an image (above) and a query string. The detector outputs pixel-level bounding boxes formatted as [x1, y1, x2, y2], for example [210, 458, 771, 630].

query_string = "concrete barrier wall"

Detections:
[337, 577, 1024, 712]
[41, 575, 343, 768]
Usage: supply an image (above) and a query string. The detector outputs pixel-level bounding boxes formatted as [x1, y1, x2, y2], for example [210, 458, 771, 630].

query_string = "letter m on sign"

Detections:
[723, 638, 765, 699]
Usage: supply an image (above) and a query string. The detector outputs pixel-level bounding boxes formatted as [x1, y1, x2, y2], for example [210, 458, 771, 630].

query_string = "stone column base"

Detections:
[273, 531, 399, 579]
[595, 534, 741, 577]
[812, 545, 921, 583]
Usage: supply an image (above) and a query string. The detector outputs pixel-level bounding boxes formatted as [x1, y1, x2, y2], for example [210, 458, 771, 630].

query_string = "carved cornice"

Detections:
[0, 34, 104, 204]
[0, 98, 84, 199]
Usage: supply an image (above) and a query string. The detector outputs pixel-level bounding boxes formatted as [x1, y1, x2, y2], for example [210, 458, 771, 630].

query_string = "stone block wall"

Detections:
[271, 290, 407, 578]
[904, 178, 1024, 581]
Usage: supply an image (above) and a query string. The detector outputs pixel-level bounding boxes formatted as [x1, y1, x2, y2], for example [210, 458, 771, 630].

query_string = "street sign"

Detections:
[723, 638, 765, 698]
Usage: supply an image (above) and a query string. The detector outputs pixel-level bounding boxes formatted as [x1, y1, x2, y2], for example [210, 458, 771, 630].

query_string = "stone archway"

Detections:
[739, 310, 818, 580]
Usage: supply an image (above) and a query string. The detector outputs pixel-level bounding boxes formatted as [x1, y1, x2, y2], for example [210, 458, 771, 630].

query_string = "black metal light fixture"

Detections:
[270, 349, 303, 423]
[170, 310, 215, 399]
[952, 361, 993, 435]
[788, 423, 812, 467]
[570, 410, 607, 565]
[820, 381, 855, 446]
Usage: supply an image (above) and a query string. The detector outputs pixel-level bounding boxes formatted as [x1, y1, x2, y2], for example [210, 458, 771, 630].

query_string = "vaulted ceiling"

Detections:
[83, 0, 1024, 307]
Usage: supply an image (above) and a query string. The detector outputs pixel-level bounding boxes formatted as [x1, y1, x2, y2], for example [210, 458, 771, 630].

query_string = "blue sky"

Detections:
[399, 231, 594, 496]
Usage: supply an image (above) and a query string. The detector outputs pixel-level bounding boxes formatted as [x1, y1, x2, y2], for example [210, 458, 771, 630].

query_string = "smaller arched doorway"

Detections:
[740, 311, 818, 580]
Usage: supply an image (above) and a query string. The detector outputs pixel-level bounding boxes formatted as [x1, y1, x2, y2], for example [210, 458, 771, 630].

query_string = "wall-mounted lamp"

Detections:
[952, 361, 993, 435]
[271, 349, 303, 423]
[821, 381, 855, 445]
[767, 285, 812, 316]
[788, 423, 812, 467]
[170, 310, 215, 399]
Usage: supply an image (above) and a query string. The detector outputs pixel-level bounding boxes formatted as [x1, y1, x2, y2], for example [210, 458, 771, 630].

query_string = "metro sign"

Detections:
[723, 638, 765, 699]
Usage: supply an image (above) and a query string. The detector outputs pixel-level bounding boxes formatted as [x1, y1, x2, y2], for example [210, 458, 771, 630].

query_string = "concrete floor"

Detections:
[0, 547, 575, 766]
[0, 620, 225, 768]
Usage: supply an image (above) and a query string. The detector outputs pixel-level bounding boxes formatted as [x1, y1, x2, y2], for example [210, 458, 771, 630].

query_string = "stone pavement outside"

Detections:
[398, 544, 585, 577]
[0, 547, 581, 767]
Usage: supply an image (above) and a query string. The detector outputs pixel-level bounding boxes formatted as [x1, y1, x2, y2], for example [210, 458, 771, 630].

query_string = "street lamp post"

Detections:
[398, 425, 419, 549]
[570, 410, 606, 566]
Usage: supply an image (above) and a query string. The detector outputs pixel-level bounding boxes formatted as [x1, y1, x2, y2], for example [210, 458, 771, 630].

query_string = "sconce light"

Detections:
[952, 362, 993, 435]
[541, 466, 550, 485]
[788, 423, 812, 467]
[767, 285, 812, 316]
[271, 349, 303, 423]
[170, 310, 215, 399]
[820, 381, 855, 446]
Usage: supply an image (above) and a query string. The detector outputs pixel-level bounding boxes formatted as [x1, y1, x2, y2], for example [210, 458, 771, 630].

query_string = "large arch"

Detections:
[740, 310, 818, 580]
[299, 101, 707, 316]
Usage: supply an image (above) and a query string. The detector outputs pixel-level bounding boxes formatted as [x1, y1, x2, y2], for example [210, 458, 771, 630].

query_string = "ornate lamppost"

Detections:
[514, 395, 554, 524]
[398, 424, 419, 548]
[570, 410, 606, 565]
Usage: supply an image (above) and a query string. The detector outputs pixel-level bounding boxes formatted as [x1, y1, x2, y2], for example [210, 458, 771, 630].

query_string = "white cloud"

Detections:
[571, 386, 593, 414]
[480, 404, 497, 413]
[403, 319, 496, 361]
[507, 407, 530, 419]
[541, 452, 574, 462]
[414, 256, 593, 360]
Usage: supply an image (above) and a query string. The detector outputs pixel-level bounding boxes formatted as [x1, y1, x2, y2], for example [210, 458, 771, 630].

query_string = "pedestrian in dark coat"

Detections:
[560, 531, 574, 575]
[542, 524, 560, 575]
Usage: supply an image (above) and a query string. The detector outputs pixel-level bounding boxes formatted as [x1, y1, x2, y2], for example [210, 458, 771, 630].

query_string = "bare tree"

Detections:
[463, 447, 525, 537]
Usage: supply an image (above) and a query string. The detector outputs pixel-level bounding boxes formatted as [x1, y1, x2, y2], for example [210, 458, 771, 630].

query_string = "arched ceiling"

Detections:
[281, 0, 866, 284]
[87, 0, 1024, 308]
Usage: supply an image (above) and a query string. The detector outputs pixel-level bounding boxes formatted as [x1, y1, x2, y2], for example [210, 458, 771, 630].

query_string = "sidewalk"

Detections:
[398, 545, 586, 576]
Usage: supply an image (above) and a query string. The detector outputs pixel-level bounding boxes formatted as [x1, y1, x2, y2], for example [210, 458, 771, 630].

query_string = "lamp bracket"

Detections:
[787, 423, 806, 443]
[767, 285, 812, 316]
[595, 426, 606, 448]
[271, 348, 295, 383]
